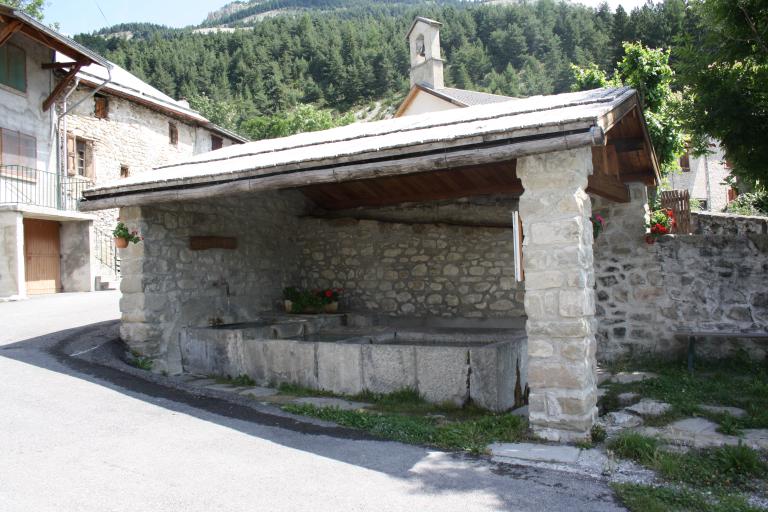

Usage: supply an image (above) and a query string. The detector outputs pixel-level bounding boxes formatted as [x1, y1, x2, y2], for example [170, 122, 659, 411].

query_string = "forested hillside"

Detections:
[73, 0, 691, 134]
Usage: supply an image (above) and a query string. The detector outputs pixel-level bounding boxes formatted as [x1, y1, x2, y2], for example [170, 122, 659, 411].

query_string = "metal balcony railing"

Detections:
[0, 165, 92, 211]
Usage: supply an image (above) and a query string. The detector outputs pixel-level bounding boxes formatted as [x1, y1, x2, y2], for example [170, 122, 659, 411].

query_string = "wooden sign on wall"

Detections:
[189, 236, 238, 251]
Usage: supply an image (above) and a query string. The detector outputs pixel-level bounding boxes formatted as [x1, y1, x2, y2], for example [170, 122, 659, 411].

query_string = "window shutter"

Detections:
[94, 96, 108, 119]
[84, 140, 94, 180]
[66, 133, 76, 176]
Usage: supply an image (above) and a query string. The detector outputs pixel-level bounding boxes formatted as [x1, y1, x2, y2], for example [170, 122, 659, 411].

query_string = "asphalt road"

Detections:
[0, 292, 626, 512]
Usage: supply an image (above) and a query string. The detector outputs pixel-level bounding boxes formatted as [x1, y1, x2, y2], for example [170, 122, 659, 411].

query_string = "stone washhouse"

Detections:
[80, 87, 660, 442]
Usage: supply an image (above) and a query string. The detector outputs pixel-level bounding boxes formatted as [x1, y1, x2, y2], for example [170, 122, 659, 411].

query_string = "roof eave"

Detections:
[0, 6, 109, 68]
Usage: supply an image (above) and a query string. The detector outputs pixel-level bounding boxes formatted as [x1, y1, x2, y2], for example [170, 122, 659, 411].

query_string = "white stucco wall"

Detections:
[0, 33, 56, 174]
[399, 90, 458, 116]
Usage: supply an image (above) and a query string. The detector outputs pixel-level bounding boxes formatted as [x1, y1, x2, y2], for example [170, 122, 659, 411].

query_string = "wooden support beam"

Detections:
[0, 20, 22, 47]
[586, 174, 630, 203]
[42, 63, 81, 112]
[41, 61, 87, 70]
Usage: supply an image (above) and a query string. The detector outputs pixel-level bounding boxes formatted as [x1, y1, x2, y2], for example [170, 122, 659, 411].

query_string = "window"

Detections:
[120, 164, 130, 178]
[0, 127, 36, 173]
[679, 151, 690, 172]
[211, 134, 223, 151]
[94, 95, 109, 119]
[0, 44, 26, 93]
[168, 122, 178, 146]
[66, 133, 94, 179]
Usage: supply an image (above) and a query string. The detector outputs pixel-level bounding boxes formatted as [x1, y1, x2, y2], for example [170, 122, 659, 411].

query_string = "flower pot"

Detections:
[284, 300, 293, 313]
[324, 301, 339, 314]
[115, 237, 129, 249]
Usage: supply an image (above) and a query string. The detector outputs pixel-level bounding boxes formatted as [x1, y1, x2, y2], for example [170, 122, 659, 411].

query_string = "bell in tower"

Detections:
[406, 17, 444, 89]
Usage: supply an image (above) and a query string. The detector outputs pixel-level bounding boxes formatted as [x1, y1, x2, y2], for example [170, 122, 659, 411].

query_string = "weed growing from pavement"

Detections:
[128, 351, 153, 371]
[281, 402, 527, 453]
[213, 374, 256, 387]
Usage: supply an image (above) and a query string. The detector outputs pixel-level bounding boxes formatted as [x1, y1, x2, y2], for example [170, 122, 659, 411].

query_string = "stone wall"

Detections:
[517, 147, 598, 442]
[594, 189, 768, 361]
[294, 197, 525, 321]
[118, 191, 307, 373]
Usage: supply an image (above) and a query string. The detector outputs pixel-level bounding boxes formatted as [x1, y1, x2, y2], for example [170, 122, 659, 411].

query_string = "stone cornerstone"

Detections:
[517, 147, 598, 442]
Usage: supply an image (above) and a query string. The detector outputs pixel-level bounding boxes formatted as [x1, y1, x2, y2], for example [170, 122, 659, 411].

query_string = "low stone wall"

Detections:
[594, 191, 768, 361]
[295, 204, 524, 321]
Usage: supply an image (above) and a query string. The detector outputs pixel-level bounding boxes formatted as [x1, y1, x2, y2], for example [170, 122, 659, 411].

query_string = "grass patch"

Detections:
[613, 483, 764, 512]
[607, 432, 767, 492]
[599, 355, 768, 432]
[128, 351, 153, 371]
[281, 402, 527, 453]
[211, 374, 256, 387]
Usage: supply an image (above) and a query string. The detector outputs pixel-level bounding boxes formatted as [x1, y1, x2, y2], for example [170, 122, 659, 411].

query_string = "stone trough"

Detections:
[180, 314, 528, 412]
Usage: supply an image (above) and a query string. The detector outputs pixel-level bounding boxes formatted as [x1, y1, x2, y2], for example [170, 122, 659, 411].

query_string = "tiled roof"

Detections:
[433, 87, 516, 106]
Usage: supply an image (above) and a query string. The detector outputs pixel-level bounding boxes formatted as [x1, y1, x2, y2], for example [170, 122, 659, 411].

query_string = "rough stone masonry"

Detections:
[517, 147, 598, 442]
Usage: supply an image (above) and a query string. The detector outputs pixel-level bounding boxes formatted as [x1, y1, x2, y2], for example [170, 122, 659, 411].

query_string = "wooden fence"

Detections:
[660, 189, 691, 234]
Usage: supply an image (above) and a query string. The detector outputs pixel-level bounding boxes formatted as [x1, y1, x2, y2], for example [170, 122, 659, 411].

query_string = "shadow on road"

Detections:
[1, 321, 623, 512]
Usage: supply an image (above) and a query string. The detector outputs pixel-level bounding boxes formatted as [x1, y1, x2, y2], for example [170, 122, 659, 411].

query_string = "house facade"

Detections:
[0, 6, 245, 300]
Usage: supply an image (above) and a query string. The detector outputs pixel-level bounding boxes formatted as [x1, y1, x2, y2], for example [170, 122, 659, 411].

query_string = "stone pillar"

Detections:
[60, 220, 95, 292]
[0, 210, 26, 300]
[517, 147, 598, 442]
[117, 206, 165, 370]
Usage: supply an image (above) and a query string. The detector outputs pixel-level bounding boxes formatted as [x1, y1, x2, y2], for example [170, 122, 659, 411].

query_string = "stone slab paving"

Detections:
[596, 368, 613, 386]
[617, 392, 640, 405]
[601, 411, 643, 430]
[610, 371, 658, 384]
[293, 397, 371, 411]
[204, 384, 250, 393]
[624, 399, 671, 417]
[489, 443, 582, 464]
[699, 405, 747, 418]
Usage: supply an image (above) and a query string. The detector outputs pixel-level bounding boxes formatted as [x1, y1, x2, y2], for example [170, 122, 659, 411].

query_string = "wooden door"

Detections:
[24, 219, 61, 295]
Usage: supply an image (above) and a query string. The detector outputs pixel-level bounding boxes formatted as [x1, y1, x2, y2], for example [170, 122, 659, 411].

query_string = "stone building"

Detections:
[81, 85, 662, 442]
[668, 141, 735, 212]
[0, 6, 245, 299]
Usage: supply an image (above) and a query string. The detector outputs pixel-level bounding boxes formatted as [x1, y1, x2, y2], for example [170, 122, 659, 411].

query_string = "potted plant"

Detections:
[590, 213, 605, 241]
[282, 286, 300, 313]
[299, 290, 324, 314]
[645, 208, 675, 244]
[319, 288, 342, 313]
[113, 220, 143, 248]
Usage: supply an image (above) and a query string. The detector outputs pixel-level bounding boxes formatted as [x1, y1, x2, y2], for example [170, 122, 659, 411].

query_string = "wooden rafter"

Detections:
[42, 63, 81, 112]
[41, 61, 87, 70]
[0, 19, 22, 47]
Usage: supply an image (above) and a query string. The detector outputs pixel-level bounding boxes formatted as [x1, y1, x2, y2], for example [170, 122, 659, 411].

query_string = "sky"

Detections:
[45, 0, 654, 36]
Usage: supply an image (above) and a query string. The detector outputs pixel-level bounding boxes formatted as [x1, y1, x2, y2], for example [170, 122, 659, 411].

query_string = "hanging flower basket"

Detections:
[590, 213, 605, 241]
[113, 220, 143, 248]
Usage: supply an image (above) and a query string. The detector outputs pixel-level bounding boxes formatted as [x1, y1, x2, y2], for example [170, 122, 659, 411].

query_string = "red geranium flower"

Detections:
[325, 290, 333, 298]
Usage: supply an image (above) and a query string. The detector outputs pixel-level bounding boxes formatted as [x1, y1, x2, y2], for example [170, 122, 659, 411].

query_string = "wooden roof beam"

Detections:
[42, 63, 81, 111]
[0, 19, 22, 47]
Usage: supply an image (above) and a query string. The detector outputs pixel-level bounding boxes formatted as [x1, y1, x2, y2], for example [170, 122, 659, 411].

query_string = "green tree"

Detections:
[676, 0, 768, 185]
[570, 42, 686, 175]
[1, 0, 45, 20]
[239, 103, 354, 141]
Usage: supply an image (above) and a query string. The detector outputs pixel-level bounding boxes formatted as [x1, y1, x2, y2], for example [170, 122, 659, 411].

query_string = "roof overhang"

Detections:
[405, 17, 442, 40]
[79, 87, 660, 211]
[0, 6, 108, 67]
[395, 84, 467, 117]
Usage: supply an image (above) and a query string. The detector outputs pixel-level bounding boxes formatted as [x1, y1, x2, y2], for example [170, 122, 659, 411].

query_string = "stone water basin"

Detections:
[180, 314, 527, 411]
